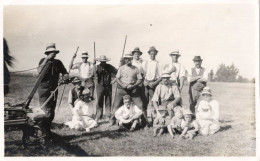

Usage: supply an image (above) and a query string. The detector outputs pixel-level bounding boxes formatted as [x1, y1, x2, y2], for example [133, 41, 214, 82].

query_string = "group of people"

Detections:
[36, 43, 220, 142]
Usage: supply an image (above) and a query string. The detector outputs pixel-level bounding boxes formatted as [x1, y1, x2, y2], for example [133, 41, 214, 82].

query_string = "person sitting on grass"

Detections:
[153, 105, 171, 137]
[167, 106, 183, 138]
[115, 95, 143, 132]
[196, 87, 220, 135]
[179, 109, 199, 140]
[65, 77, 98, 133]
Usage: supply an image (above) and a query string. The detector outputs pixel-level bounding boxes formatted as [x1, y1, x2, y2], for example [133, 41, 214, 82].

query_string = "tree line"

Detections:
[207, 63, 254, 83]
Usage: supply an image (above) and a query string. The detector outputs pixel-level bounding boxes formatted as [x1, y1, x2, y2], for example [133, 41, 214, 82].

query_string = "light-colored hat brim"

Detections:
[201, 91, 212, 96]
[96, 58, 111, 62]
[81, 55, 89, 58]
[161, 74, 171, 78]
[45, 50, 60, 54]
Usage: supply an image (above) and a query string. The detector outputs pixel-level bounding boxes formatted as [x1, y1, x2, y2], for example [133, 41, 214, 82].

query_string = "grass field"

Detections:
[4, 75, 256, 156]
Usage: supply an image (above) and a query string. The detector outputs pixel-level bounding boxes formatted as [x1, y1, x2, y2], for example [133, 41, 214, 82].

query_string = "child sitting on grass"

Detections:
[115, 95, 143, 132]
[167, 106, 183, 138]
[179, 109, 199, 140]
[153, 105, 171, 137]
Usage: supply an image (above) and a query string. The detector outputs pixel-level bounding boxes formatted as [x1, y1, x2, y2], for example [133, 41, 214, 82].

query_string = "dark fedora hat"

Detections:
[192, 56, 203, 61]
[148, 46, 158, 54]
[132, 47, 143, 55]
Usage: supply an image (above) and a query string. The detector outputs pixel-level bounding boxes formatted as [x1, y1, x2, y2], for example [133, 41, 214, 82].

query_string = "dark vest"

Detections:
[96, 64, 112, 86]
[71, 87, 83, 106]
[190, 67, 207, 91]
[191, 67, 205, 77]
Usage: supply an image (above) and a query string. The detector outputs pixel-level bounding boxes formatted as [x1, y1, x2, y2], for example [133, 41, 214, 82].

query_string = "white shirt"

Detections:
[132, 59, 144, 73]
[166, 62, 186, 81]
[187, 67, 208, 83]
[72, 62, 94, 79]
[142, 60, 161, 81]
[196, 99, 219, 121]
[115, 103, 142, 121]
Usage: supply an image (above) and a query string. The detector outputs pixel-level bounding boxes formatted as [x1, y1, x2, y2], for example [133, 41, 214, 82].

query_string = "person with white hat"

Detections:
[179, 109, 199, 140]
[151, 72, 181, 121]
[110, 52, 143, 126]
[65, 77, 97, 132]
[196, 87, 220, 135]
[163, 50, 186, 92]
[115, 95, 143, 132]
[37, 43, 68, 142]
[187, 56, 208, 113]
[94, 55, 117, 122]
[70, 52, 95, 100]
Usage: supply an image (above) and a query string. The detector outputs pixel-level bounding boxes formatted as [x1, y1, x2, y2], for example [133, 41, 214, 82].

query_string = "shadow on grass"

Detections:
[219, 125, 232, 132]
[219, 120, 234, 123]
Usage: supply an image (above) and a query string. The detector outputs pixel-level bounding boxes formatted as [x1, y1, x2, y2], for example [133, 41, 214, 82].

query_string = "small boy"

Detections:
[167, 106, 183, 138]
[179, 109, 199, 140]
[153, 105, 171, 137]
[115, 95, 143, 132]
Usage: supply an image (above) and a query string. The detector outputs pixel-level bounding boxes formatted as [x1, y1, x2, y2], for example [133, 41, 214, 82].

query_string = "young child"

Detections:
[167, 106, 183, 138]
[65, 77, 97, 133]
[153, 105, 171, 137]
[196, 86, 220, 135]
[179, 109, 199, 140]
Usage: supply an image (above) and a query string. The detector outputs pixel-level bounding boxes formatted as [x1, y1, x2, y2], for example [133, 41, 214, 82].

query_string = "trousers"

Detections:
[95, 84, 112, 120]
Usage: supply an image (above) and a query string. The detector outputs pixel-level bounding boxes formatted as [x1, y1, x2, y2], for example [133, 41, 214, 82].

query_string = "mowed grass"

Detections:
[4, 75, 256, 156]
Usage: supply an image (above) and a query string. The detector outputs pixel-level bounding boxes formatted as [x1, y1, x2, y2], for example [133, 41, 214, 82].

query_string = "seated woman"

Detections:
[115, 95, 143, 132]
[65, 77, 97, 133]
[196, 87, 220, 135]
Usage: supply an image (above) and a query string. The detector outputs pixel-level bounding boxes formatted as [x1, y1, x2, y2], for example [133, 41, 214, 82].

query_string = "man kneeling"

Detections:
[115, 95, 143, 132]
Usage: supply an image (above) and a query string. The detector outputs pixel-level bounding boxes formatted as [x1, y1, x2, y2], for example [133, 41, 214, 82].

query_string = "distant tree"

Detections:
[208, 69, 214, 82]
[251, 78, 255, 83]
[237, 75, 249, 83]
[215, 63, 239, 82]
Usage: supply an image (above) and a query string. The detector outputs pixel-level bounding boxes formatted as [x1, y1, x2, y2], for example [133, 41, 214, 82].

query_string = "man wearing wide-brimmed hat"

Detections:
[37, 43, 68, 142]
[187, 56, 208, 113]
[94, 55, 117, 122]
[164, 50, 186, 92]
[110, 52, 143, 126]
[152, 72, 181, 121]
[141, 46, 162, 121]
[70, 52, 95, 100]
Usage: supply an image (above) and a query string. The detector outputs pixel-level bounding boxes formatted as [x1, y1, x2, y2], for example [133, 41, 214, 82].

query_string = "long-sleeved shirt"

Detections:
[142, 60, 161, 81]
[187, 67, 208, 83]
[152, 83, 180, 102]
[72, 62, 94, 79]
[115, 103, 142, 122]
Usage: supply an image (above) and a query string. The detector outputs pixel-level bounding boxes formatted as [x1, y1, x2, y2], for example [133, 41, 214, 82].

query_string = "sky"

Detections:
[3, 3, 258, 79]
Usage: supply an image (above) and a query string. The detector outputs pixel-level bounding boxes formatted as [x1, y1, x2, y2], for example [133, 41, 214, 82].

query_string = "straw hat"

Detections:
[123, 53, 133, 58]
[148, 46, 158, 54]
[81, 52, 89, 58]
[96, 55, 111, 62]
[183, 109, 194, 115]
[132, 47, 143, 55]
[44, 43, 60, 55]
[201, 86, 212, 96]
[161, 72, 171, 78]
[192, 56, 203, 61]
[72, 77, 81, 84]
[169, 50, 180, 56]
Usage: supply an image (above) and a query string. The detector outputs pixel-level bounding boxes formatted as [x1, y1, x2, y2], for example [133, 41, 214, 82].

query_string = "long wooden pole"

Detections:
[57, 47, 79, 110]
[112, 35, 127, 108]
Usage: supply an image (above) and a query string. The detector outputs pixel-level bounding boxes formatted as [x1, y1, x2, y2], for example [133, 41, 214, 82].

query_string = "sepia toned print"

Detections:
[3, 3, 257, 157]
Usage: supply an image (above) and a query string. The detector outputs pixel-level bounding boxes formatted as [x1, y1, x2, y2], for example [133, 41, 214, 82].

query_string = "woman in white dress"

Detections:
[196, 87, 220, 135]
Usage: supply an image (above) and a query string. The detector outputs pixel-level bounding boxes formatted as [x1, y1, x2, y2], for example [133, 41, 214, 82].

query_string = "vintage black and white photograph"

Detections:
[2, 0, 259, 158]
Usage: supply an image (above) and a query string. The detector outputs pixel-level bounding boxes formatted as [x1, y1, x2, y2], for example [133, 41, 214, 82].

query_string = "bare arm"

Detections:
[116, 78, 127, 89]
[179, 77, 184, 92]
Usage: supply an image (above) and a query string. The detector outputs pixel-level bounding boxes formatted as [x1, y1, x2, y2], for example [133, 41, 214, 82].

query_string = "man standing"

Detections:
[37, 43, 68, 141]
[94, 55, 117, 122]
[166, 50, 186, 92]
[110, 53, 143, 125]
[142, 46, 162, 121]
[70, 52, 95, 100]
[152, 72, 181, 119]
[187, 56, 208, 113]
